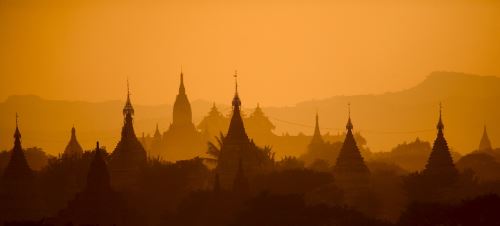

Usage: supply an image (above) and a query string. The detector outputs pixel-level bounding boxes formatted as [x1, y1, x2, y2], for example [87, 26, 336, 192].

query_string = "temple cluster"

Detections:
[0, 72, 498, 226]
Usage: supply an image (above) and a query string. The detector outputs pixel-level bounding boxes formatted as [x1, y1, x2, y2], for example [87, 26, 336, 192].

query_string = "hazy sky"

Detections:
[1, 0, 499, 106]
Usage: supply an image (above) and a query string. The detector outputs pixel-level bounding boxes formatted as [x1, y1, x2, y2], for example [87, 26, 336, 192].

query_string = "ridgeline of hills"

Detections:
[0, 71, 499, 156]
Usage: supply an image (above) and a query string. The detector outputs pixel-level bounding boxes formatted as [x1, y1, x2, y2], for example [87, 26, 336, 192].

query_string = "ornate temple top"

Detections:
[310, 112, 324, 145]
[232, 71, 241, 109]
[424, 103, 457, 177]
[346, 102, 353, 131]
[226, 71, 248, 142]
[172, 71, 194, 127]
[123, 79, 135, 117]
[63, 126, 84, 159]
[333, 104, 369, 175]
[2, 114, 33, 181]
[111, 83, 147, 168]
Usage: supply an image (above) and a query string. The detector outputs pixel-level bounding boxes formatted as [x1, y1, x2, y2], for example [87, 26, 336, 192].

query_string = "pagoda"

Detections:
[216, 72, 272, 190]
[333, 105, 370, 195]
[0, 115, 40, 222]
[198, 103, 229, 142]
[109, 81, 147, 190]
[62, 126, 84, 159]
[245, 103, 276, 143]
[309, 112, 325, 147]
[55, 142, 140, 225]
[163, 71, 204, 160]
[423, 104, 458, 180]
[478, 125, 493, 152]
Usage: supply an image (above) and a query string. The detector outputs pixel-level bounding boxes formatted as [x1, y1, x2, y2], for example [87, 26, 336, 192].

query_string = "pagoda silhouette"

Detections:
[109, 81, 147, 191]
[216, 72, 273, 190]
[54, 142, 140, 225]
[333, 104, 370, 200]
[245, 103, 276, 144]
[422, 104, 458, 181]
[308, 112, 325, 150]
[163, 71, 204, 160]
[478, 125, 493, 152]
[149, 123, 163, 157]
[0, 115, 41, 223]
[62, 126, 84, 160]
[198, 103, 229, 143]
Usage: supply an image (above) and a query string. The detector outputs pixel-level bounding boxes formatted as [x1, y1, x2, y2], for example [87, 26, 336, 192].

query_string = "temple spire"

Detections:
[232, 70, 241, 109]
[123, 79, 134, 116]
[346, 103, 353, 131]
[423, 103, 457, 178]
[226, 71, 247, 141]
[14, 113, 21, 141]
[3, 113, 32, 181]
[63, 125, 84, 159]
[479, 125, 493, 151]
[437, 102, 444, 131]
[310, 111, 323, 144]
[179, 70, 186, 95]
[154, 123, 161, 137]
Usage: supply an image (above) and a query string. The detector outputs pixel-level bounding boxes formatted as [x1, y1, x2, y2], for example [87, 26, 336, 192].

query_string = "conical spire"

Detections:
[226, 71, 248, 141]
[171, 70, 194, 127]
[154, 123, 161, 138]
[424, 103, 457, 178]
[479, 125, 493, 151]
[63, 125, 84, 159]
[3, 113, 33, 181]
[437, 102, 444, 131]
[333, 104, 369, 175]
[210, 102, 219, 115]
[123, 79, 135, 116]
[111, 82, 147, 169]
[346, 103, 353, 131]
[310, 111, 324, 144]
[232, 70, 241, 109]
[85, 142, 111, 192]
[179, 70, 186, 95]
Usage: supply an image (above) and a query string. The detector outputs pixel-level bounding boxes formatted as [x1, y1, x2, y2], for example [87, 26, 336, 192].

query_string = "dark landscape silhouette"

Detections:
[1, 71, 500, 226]
[1, 0, 500, 225]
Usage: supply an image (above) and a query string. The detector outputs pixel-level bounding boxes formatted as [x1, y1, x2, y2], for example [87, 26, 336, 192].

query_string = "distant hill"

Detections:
[0, 71, 499, 156]
[263, 71, 500, 153]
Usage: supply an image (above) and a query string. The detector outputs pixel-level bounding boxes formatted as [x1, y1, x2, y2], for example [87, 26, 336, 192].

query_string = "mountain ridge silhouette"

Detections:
[0, 71, 498, 156]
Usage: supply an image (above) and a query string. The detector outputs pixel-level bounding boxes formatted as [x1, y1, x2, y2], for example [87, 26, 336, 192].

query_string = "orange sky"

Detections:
[0, 0, 499, 106]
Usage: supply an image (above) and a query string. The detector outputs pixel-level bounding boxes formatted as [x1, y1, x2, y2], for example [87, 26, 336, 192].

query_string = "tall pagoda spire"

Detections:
[154, 123, 161, 138]
[63, 126, 84, 159]
[310, 111, 324, 145]
[179, 69, 186, 95]
[2, 113, 33, 181]
[333, 103, 369, 176]
[423, 103, 457, 178]
[123, 78, 134, 117]
[226, 70, 248, 141]
[478, 125, 492, 152]
[110, 82, 147, 185]
[171, 70, 193, 127]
